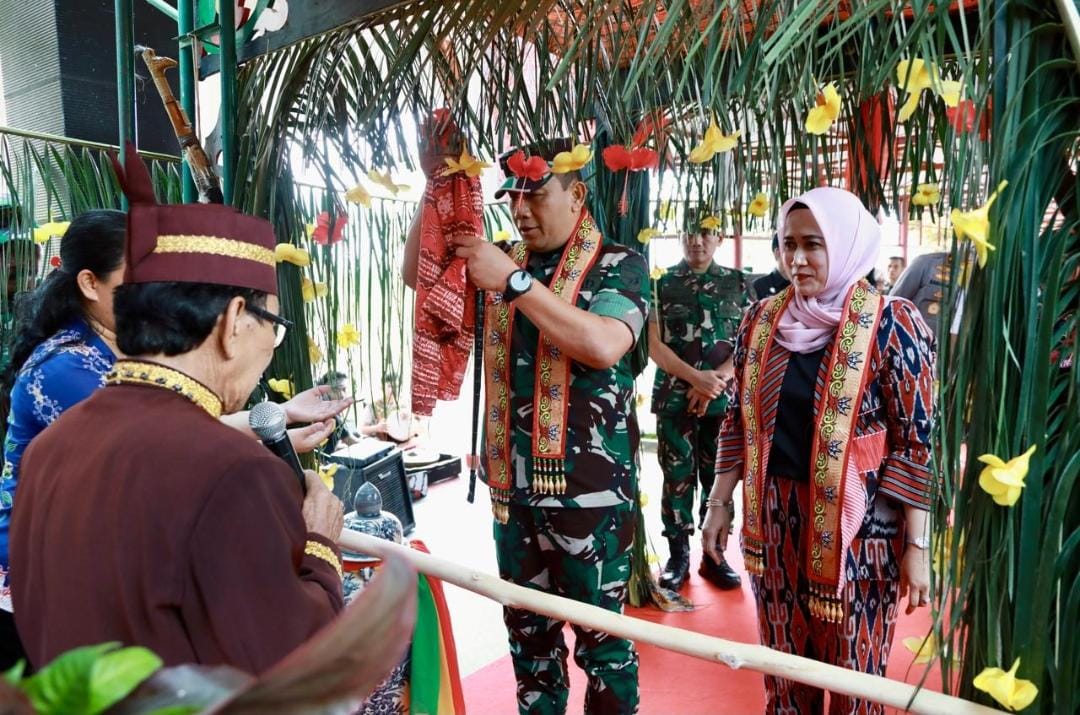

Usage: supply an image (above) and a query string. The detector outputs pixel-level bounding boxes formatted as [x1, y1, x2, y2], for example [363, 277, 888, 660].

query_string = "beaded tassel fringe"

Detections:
[809, 583, 844, 623]
[742, 537, 765, 577]
[490, 488, 512, 524]
[531, 457, 566, 495]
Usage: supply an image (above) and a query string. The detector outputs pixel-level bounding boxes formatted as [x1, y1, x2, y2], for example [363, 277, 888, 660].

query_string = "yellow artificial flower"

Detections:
[805, 105, 833, 135]
[637, 227, 659, 245]
[647, 551, 659, 566]
[649, 266, 667, 281]
[951, 180, 1008, 268]
[978, 444, 1037, 506]
[688, 115, 740, 163]
[659, 199, 676, 220]
[318, 463, 340, 490]
[821, 82, 841, 121]
[443, 149, 490, 178]
[267, 378, 294, 400]
[367, 169, 409, 196]
[275, 243, 311, 267]
[902, 632, 941, 665]
[301, 278, 329, 303]
[305, 223, 316, 240]
[551, 143, 592, 174]
[938, 80, 963, 108]
[492, 229, 511, 243]
[804, 82, 842, 135]
[748, 192, 770, 218]
[344, 184, 372, 207]
[308, 337, 324, 364]
[897, 58, 938, 122]
[33, 221, 71, 244]
[639, 492, 649, 507]
[912, 183, 941, 207]
[700, 215, 722, 231]
[973, 658, 1038, 711]
[337, 322, 362, 350]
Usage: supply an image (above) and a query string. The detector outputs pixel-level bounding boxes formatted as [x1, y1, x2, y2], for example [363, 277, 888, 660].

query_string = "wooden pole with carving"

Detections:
[139, 47, 224, 204]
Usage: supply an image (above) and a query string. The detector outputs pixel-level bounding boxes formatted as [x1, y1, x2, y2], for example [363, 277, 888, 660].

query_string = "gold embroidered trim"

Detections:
[154, 234, 275, 267]
[106, 360, 224, 418]
[304, 540, 343, 579]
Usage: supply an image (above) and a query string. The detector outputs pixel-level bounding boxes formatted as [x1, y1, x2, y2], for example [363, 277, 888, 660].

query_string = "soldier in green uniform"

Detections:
[648, 209, 748, 591]
[448, 139, 649, 715]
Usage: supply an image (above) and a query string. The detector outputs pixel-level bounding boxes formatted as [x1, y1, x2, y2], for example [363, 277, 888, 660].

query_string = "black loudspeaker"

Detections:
[326, 449, 416, 535]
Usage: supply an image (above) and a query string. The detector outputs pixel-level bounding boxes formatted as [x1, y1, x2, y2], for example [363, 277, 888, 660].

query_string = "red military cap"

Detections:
[110, 143, 278, 295]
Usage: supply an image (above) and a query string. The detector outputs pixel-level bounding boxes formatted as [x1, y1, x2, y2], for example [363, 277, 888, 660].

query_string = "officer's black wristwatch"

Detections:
[502, 269, 534, 302]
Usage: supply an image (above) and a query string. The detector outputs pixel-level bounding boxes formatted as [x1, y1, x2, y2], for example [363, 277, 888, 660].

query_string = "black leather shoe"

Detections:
[699, 556, 742, 590]
[659, 534, 690, 590]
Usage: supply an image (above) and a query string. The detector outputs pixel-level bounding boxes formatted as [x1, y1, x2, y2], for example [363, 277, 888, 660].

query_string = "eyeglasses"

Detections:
[246, 304, 293, 347]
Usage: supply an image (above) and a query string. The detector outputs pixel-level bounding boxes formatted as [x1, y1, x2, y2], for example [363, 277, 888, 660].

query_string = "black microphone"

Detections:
[249, 401, 307, 494]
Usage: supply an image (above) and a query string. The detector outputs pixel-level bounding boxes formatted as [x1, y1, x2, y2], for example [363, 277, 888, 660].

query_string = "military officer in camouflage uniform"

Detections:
[453, 139, 648, 715]
[648, 211, 748, 591]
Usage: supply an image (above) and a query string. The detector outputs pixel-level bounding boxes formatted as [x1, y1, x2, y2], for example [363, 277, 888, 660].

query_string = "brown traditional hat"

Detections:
[110, 143, 278, 295]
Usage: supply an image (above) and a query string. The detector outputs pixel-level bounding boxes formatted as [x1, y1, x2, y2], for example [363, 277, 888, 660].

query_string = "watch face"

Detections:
[508, 270, 532, 292]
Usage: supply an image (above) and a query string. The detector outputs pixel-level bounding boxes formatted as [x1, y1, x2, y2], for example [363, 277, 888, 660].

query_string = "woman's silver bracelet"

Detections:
[704, 497, 734, 509]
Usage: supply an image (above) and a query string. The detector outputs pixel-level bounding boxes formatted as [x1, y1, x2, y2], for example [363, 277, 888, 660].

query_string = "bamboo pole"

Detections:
[0, 126, 180, 162]
[338, 530, 1005, 715]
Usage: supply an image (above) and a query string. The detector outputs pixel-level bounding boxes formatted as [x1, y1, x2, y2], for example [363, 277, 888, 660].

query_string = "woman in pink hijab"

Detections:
[702, 187, 937, 714]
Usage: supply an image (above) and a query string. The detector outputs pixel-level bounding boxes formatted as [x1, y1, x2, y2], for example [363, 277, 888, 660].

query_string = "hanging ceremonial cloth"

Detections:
[740, 280, 885, 622]
[482, 212, 603, 523]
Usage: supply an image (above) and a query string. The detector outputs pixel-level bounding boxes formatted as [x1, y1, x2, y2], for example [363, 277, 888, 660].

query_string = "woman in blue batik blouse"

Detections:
[0, 210, 126, 667]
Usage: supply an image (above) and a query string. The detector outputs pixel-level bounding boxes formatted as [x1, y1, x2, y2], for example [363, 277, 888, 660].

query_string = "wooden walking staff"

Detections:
[338, 530, 1006, 715]
[139, 46, 225, 204]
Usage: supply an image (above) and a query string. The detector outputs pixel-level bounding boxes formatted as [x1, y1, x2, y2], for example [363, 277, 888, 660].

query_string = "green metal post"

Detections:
[178, 0, 196, 203]
[144, 0, 178, 21]
[219, 0, 236, 205]
[115, 0, 135, 209]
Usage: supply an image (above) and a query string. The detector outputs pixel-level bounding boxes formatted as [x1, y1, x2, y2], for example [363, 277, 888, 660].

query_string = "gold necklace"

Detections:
[106, 360, 224, 418]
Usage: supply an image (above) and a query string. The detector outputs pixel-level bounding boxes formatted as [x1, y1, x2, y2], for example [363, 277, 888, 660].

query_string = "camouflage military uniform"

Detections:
[488, 240, 649, 715]
[651, 260, 748, 538]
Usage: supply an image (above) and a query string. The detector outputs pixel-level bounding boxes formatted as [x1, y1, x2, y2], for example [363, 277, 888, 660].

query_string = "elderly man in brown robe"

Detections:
[10, 148, 345, 674]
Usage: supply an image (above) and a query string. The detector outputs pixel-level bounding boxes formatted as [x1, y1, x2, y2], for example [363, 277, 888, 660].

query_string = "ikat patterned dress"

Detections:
[717, 296, 936, 715]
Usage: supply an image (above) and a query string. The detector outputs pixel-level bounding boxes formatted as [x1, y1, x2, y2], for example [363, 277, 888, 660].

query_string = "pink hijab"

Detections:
[774, 187, 881, 353]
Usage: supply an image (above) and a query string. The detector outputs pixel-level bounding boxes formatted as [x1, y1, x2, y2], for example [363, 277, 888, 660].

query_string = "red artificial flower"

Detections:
[946, 100, 976, 134]
[631, 111, 672, 149]
[602, 145, 632, 171]
[49, 256, 61, 269]
[431, 107, 450, 125]
[602, 145, 657, 172]
[506, 150, 550, 182]
[628, 147, 658, 170]
[312, 210, 347, 246]
[947, 98, 991, 141]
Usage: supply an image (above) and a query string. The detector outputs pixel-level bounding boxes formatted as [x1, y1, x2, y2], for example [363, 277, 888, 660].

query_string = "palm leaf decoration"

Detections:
[0, 130, 180, 410]
[1, 0, 1076, 708]
[223, 1, 1077, 708]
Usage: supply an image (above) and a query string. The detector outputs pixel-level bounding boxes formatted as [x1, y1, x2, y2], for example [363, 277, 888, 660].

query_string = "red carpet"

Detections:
[462, 543, 941, 714]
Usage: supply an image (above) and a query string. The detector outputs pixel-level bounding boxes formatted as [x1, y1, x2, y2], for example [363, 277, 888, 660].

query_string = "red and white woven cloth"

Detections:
[409, 159, 482, 417]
